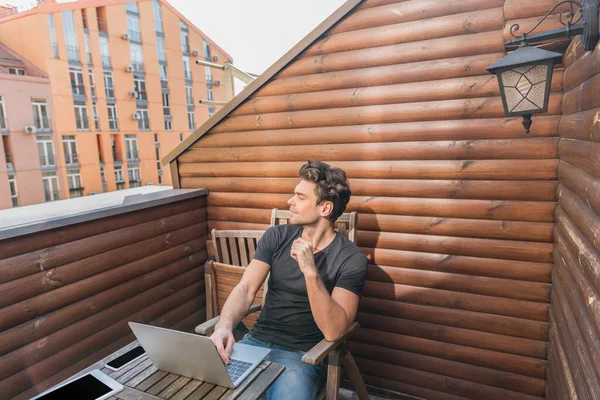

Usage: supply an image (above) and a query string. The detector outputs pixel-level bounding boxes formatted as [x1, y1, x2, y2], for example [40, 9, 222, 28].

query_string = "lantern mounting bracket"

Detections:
[505, 0, 598, 51]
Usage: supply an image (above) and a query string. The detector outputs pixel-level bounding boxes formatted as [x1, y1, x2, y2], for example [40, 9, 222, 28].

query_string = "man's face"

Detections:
[287, 180, 323, 226]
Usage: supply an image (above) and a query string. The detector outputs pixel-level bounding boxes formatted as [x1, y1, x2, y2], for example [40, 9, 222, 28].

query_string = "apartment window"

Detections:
[92, 102, 100, 130]
[104, 71, 115, 98]
[188, 110, 195, 130]
[8, 67, 26, 75]
[8, 175, 18, 206]
[153, 0, 163, 33]
[127, 13, 141, 42]
[205, 66, 213, 84]
[49, 14, 59, 58]
[84, 31, 92, 64]
[134, 77, 147, 100]
[125, 2, 139, 13]
[203, 40, 211, 60]
[162, 93, 170, 116]
[99, 36, 111, 67]
[32, 99, 51, 131]
[180, 23, 189, 54]
[208, 106, 215, 118]
[3, 136, 13, 169]
[0, 96, 7, 130]
[207, 88, 214, 101]
[63, 135, 79, 165]
[70, 68, 85, 96]
[159, 65, 168, 88]
[154, 133, 162, 185]
[111, 134, 122, 161]
[100, 166, 107, 192]
[164, 119, 172, 131]
[115, 166, 125, 190]
[128, 166, 141, 188]
[42, 173, 59, 201]
[88, 69, 96, 97]
[107, 103, 118, 130]
[62, 10, 79, 62]
[125, 134, 139, 161]
[74, 102, 90, 130]
[137, 105, 149, 130]
[186, 85, 193, 105]
[179, 132, 183, 142]
[67, 170, 83, 197]
[130, 42, 144, 72]
[37, 136, 55, 167]
[183, 55, 191, 80]
[156, 36, 166, 62]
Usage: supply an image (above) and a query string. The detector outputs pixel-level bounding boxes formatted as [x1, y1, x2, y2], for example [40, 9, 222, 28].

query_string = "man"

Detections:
[210, 160, 368, 400]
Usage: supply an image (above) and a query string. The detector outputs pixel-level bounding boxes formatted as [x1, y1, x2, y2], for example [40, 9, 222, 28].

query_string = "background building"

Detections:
[0, 0, 231, 209]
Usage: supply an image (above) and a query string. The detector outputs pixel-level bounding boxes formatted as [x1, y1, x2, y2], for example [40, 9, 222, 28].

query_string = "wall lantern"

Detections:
[486, 0, 598, 133]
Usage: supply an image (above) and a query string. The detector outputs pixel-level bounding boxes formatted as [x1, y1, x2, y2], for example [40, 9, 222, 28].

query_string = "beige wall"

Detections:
[0, 74, 58, 206]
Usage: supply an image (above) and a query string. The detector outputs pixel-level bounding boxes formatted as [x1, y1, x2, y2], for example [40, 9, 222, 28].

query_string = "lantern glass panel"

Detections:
[498, 61, 552, 115]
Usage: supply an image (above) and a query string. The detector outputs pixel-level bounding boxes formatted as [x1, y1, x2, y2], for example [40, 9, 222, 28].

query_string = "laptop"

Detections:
[128, 322, 270, 388]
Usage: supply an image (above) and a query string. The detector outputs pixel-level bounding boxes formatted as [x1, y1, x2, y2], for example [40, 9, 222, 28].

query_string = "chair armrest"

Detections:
[194, 304, 263, 336]
[301, 321, 359, 366]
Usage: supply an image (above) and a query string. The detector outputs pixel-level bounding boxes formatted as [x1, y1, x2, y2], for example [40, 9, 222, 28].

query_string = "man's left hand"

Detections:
[291, 238, 317, 277]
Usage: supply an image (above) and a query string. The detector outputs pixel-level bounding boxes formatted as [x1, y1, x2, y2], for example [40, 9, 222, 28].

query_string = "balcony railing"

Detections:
[132, 63, 144, 73]
[71, 84, 85, 96]
[39, 155, 56, 167]
[136, 90, 147, 101]
[163, 107, 171, 116]
[44, 189, 59, 201]
[128, 30, 141, 42]
[101, 55, 111, 67]
[65, 152, 79, 165]
[66, 45, 80, 62]
[5, 153, 14, 170]
[34, 116, 51, 131]
[69, 187, 84, 198]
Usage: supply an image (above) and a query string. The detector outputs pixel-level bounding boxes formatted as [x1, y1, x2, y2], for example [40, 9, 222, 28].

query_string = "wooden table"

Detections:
[58, 341, 285, 400]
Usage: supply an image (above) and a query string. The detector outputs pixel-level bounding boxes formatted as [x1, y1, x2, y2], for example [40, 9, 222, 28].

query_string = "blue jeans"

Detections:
[239, 334, 325, 400]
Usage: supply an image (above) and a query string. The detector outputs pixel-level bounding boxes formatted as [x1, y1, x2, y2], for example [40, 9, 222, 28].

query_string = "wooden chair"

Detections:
[196, 209, 369, 400]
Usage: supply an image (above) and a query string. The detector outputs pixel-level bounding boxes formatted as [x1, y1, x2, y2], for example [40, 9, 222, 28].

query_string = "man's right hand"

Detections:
[210, 327, 235, 364]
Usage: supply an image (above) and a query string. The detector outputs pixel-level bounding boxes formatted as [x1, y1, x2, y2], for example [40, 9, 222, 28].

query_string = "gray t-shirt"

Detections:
[251, 224, 368, 351]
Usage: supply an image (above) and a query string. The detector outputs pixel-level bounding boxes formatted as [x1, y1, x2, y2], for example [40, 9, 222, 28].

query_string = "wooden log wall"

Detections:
[545, 28, 600, 400]
[0, 192, 209, 400]
[175, 0, 569, 398]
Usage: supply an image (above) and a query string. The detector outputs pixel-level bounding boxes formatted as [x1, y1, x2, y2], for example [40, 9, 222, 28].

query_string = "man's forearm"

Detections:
[305, 273, 349, 341]
[214, 284, 255, 331]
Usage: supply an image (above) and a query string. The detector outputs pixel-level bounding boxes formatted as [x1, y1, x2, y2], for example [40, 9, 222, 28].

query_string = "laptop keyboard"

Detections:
[225, 359, 253, 382]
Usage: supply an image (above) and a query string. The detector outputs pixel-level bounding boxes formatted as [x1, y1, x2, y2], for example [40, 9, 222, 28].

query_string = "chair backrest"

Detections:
[269, 209, 358, 244]
[211, 229, 265, 266]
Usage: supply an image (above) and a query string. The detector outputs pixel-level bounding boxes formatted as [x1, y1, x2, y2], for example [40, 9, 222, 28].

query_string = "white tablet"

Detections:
[29, 369, 123, 400]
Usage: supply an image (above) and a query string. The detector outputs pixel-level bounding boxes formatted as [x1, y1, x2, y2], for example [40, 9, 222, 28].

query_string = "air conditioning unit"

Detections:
[214, 80, 221, 87]
[128, 91, 137, 98]
[24, 125, 36, 134]
[213, 55, 219, 62]
[122, 33, 130, 40]
[192, 50, 199, 56]
[132, 112, 141, 120]
[126, 65, 134, 72]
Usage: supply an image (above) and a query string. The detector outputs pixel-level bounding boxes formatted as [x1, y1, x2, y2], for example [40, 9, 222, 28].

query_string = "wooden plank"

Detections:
[136, 370, 169, 392]
[359, 297, 548, 341]
[183, 177, 558, 202]
[356, 312, 548, 359]
[219, 238, 230, 264]
[186, 383, 216, 400]
[236, 363, 285, 400]
[127, 365, 159, 388]
[558, 185, 600, 255]
[116, 358, 153, 384]
[192, 117, 560, 149]
[238, 238, 249, 267]
[182, 138, 560, 163]
[558, 161, 600, 217]
[202, 385, 229, 400]
[228, 237, 240, 265]
[220, 362, 267, 400]
[559, 107, 600, 143]
[169, 380, 204, 400]
[115, 386, 164, 400]
[208, 192, 557, 223]
[170, 161, 181, 189]
[158, 376, 192, 399]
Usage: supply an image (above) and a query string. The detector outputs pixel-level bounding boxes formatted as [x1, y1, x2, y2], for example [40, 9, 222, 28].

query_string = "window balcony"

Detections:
[34, 116, 51, 132]
[101, 55, 111, 68]
[39, 155, 56, 168]
[97, 18, 108, 33]
[128, 30, 142, 42]
[184, 70, 192, 80]
[44, 189, 59, 202]
[5, 153, 14, 170]
[0, 117, 8, 132]
[65, 152, 79, 165]
[161, 80, 169, 89]
[66, 45, 80, 62]
[132, 63, 144, 73]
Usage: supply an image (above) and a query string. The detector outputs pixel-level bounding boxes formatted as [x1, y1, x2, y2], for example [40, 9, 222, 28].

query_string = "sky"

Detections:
[4, 0, 347, 78]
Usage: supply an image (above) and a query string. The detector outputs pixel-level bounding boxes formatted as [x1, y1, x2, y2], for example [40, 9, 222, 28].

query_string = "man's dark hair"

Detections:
[299, 160, 351, 222]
